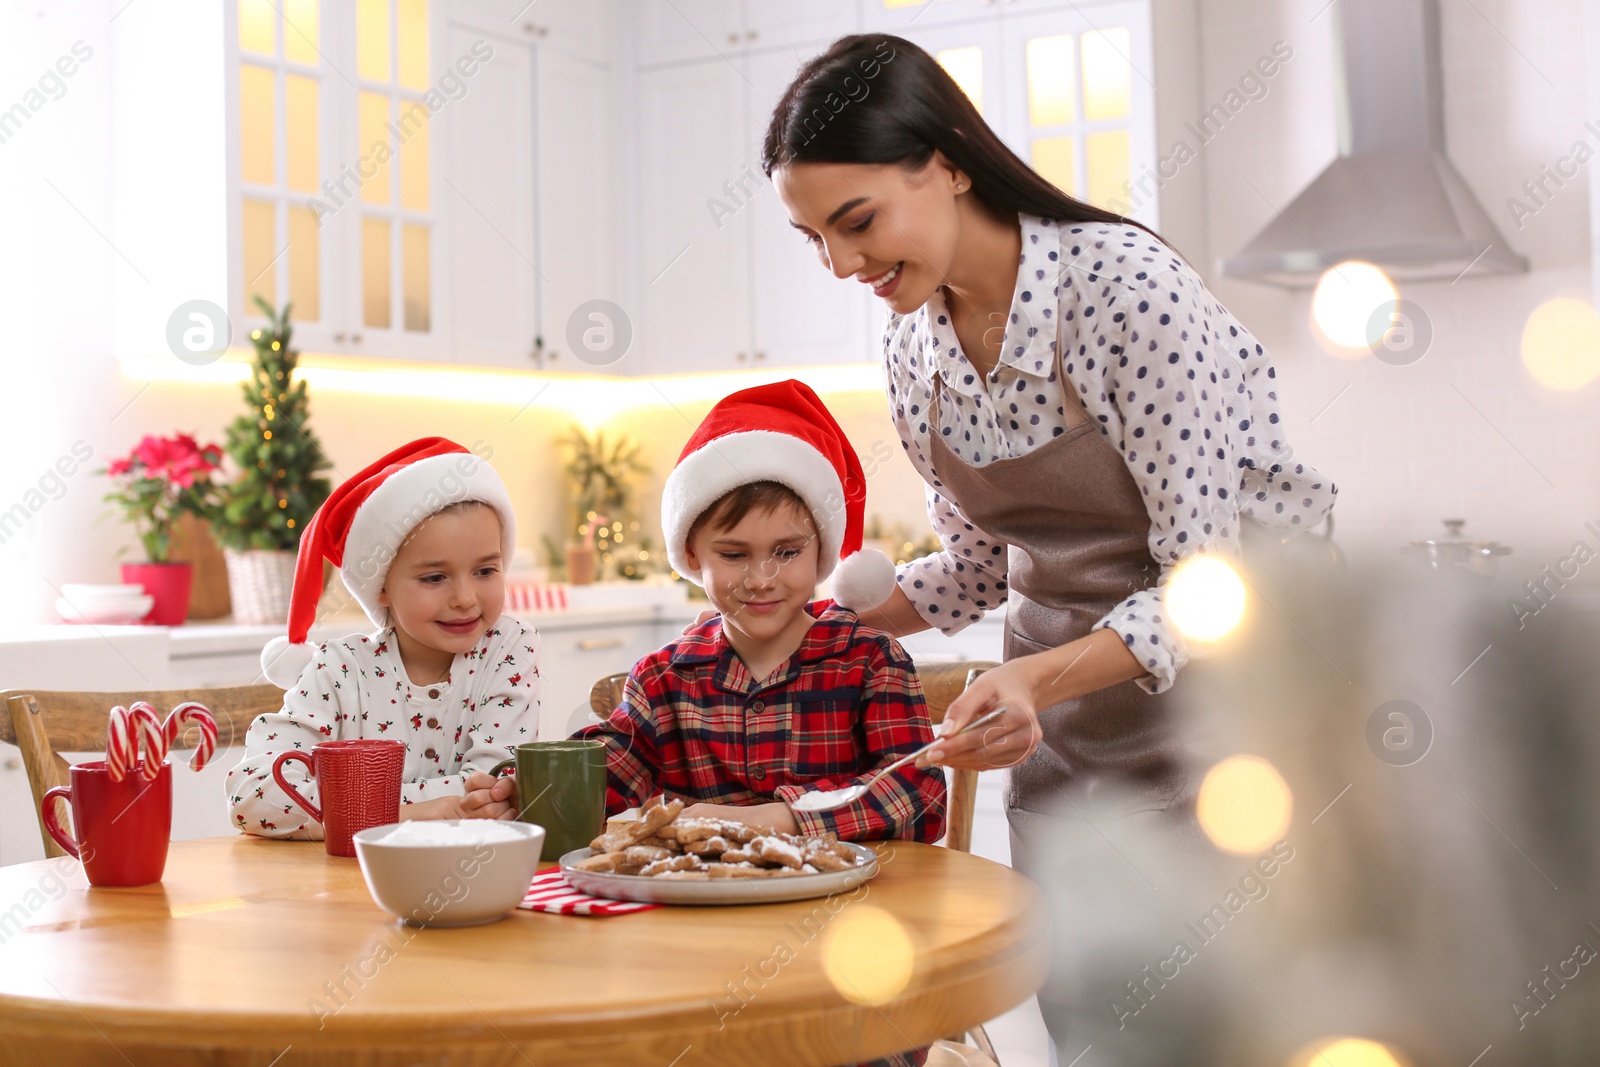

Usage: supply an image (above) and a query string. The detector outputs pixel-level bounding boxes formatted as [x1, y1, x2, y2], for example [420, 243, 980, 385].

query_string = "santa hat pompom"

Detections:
[261, 636, 314, 690]
[829, 547, 897, 611]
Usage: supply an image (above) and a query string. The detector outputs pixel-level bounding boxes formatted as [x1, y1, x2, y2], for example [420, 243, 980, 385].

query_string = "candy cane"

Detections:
[127, 702, 167, 781]
[105, 705, 135, 783]
[161, 702, 217, 772]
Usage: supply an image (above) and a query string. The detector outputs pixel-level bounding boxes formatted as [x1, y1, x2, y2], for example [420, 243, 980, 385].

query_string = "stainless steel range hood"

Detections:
[1220, 0, 1527, 287]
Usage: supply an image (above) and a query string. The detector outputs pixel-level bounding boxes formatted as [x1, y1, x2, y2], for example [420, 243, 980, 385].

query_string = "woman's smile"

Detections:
[861, 261, 904, 298]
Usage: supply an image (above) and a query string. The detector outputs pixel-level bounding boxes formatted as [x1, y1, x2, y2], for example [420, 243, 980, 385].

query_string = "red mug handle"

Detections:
[272, 751, 322, 824]
[40, 785, 79, 858]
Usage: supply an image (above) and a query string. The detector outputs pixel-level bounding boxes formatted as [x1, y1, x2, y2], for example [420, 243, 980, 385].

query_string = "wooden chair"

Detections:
[0, 686, 283, 858]
[587, 660, 1004, 1065]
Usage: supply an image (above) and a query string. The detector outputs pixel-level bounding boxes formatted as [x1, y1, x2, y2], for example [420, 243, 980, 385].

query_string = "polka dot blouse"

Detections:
[885, 215, 1336, 694]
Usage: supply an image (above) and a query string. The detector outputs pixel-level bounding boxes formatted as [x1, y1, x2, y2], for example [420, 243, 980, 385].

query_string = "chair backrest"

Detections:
[911, 662, 997, 854]
[585, 660, 998, 853]
[0, 685, 283, 858]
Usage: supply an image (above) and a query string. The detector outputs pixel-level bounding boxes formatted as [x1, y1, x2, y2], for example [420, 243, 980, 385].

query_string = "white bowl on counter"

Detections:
[353, 820, 545, 927]
[56, 592, 154, 625]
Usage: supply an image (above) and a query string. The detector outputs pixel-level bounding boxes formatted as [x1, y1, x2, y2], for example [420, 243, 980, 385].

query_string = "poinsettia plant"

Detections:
[102, 433, 224, 563]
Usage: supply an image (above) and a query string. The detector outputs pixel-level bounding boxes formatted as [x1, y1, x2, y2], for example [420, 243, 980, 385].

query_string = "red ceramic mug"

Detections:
[273, 739, 405, 857]
[41, 760, 172, 887]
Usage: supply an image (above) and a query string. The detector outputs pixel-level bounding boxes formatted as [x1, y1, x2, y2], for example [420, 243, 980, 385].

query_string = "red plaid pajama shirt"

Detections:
[573, 602, 947, 845]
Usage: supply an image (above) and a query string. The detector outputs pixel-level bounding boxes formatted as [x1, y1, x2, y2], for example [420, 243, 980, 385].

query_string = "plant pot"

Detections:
[169, 514, 232, 619]
[566, 542, 597, 586]
[223, 548, 297, 625]
[120, 562, 193, 627]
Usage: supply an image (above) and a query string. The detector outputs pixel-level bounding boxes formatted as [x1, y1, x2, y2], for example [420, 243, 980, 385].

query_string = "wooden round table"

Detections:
[0, 835, 1047, 1066]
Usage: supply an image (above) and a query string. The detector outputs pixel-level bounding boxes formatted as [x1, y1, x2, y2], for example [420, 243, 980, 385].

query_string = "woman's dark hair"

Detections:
[762, 34, 1160, 238]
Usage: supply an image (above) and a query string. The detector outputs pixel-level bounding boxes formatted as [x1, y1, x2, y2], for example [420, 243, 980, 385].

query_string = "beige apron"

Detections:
[922, 330, 1195, 863]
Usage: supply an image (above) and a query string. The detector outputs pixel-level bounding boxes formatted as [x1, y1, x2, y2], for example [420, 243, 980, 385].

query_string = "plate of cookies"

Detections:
[559, 798, 879, 905]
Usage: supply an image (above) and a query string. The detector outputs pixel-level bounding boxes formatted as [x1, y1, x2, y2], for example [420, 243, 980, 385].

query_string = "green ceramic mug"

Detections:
[490, 740, 608, 861]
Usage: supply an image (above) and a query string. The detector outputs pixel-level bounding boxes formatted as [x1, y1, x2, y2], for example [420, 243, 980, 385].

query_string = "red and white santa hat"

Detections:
[259, 437, 516, 688]
[662, 379, 897, 611]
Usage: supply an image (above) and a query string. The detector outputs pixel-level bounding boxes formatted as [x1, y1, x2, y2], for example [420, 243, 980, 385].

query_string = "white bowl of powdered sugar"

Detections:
[353, 819, 545, 927]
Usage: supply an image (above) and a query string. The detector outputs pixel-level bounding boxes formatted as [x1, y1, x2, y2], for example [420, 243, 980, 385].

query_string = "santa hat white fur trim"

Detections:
[340, 452, 516, 627]
[662, 430, 847, 584]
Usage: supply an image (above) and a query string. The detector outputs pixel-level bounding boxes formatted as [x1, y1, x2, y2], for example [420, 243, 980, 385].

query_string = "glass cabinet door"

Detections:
[232, 0, 447, 360]
[351, 0, 440, 355]
[1002, 3, 1157, 225]
[236, 0, 326, 329]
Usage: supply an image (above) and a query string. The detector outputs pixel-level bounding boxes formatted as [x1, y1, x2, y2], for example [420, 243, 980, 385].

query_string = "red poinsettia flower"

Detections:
[103, 431, 225, 563]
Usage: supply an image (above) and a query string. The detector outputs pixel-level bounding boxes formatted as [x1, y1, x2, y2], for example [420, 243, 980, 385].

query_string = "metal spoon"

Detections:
[790, 706, 1010, 813]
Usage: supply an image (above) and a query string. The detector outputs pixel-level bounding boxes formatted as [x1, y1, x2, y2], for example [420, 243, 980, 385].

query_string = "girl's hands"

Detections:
[917, 658, 1043, 772]
[459, 771, 518, 820]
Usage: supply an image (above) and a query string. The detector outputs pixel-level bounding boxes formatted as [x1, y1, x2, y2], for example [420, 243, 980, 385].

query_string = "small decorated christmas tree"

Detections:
[211, 297, 333, 551]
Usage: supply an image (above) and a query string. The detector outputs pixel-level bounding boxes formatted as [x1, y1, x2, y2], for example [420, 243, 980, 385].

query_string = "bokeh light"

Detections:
[1520, 297, 1600, 391]
[820, 905, 915, 1005]
[1286, 1037, 1407, 1067]
[1167, 556, 1247, 642]
[1311, 260, 1397, 358]
[1197, 755, 1292, 854]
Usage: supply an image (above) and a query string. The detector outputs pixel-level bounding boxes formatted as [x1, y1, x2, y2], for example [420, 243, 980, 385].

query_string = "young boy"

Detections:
[575, 381, 946, 844]
[227, 438, 537, 838]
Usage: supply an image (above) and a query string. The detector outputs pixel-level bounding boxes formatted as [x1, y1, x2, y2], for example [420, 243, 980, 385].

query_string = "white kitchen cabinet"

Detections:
[636, 1, 858, 68]
[457, 0, 617, 64]
[862, 0, 1002, 32]
[743, 0, 862, 51]
[535, 47, 631, 374]
[746, 48, 873, 368]
[442, 13, 624, 373]
[443, 24, 540, 368]
[536, 615, 668, 739]
[637, 0, 745, 66]
[636, 60, 753, 375]
[636, 46, 874, 374]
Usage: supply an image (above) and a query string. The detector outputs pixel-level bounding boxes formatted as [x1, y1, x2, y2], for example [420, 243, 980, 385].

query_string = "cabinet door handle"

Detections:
[735, 351, 747, 363]
[333, 332, 347, 343]
[351, 333, 363, 344]
[745, 30, 757, 41]
[754, 350, 767, 362]
[577, 638, 625, 651]
[727, 31, 739, 43]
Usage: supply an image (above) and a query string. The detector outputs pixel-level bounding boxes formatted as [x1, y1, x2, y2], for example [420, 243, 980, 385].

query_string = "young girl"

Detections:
[226, 437, 535, 838]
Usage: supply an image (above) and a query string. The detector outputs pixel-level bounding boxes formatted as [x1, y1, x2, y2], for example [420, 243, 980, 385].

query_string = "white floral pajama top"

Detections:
[226, 616, 540, 838]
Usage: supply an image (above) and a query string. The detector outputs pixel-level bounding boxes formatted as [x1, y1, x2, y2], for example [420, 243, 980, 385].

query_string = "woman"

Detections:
[762, 33, 1335, 1055]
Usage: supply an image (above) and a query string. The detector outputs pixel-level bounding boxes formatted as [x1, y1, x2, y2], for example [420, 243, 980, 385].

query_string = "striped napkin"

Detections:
[518, 868, 660, 916]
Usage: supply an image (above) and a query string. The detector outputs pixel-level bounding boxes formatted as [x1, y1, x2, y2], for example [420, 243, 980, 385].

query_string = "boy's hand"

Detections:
[682, 801, 799, 835]
[460, 771, 518, 820]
